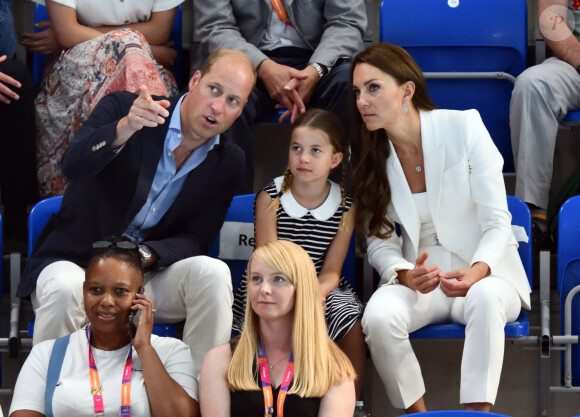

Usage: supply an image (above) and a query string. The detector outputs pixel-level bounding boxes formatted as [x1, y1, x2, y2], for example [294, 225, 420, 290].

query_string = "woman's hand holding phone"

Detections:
[130, 288, 156, 349]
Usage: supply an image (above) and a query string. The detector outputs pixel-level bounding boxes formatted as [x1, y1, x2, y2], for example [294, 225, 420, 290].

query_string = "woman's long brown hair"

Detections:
[349, 43, 435, 238]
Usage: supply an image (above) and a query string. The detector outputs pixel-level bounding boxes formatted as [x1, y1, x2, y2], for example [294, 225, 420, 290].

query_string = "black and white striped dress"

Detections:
[232, 177, 363, 342]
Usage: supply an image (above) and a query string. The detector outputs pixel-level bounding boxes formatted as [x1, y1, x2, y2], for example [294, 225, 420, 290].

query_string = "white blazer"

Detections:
[367, 109, 531, 310]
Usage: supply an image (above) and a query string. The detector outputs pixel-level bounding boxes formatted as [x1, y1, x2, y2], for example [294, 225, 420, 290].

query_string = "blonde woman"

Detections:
[231, 109, 365, 397]
[200, 240, 355, 417]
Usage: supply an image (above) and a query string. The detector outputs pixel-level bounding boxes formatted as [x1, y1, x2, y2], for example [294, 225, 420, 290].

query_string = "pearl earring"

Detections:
[402, 106, 409, 114]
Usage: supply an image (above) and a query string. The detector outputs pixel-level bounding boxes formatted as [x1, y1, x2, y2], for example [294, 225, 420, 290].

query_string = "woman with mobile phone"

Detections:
[9, 237, 198, 417]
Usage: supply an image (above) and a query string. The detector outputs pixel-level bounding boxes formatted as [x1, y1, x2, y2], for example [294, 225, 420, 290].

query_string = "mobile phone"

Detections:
[128, 287, 145, 338]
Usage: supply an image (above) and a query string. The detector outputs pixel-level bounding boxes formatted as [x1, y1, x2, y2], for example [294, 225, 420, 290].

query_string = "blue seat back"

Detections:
[557, 195, 580, 385]
[27, 196, 176, 338]
[209, 193, 357, 293]
[410, 195, 532, 339]
[557, 196, 580, 292]
[170, 5, 183, 85]
[562, 109, 580, 123]
[209, 194, 257, 293]
[507, 195, 533, 288]
[32, 3, 49, 87]
[560, 258, 580, 386]
[379, 0, 527, 172]
[33, 4, 183, 86]
[28, 196, 63, 257]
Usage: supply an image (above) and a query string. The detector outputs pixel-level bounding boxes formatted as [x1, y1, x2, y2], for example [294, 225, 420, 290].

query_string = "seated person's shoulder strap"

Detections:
[46, 334, 72, 417]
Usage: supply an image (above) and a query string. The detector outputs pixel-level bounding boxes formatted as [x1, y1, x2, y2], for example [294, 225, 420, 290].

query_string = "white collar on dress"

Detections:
[273, 176, 342, 221]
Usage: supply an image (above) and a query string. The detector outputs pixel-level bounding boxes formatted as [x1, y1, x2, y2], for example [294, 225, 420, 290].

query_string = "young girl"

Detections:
[232, 108, 366, 397]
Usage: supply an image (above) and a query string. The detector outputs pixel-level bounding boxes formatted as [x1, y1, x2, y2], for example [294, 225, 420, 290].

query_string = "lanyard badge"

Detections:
[269, 0, 292, 26]
[258, 339, 294, 417]
[87, 325, 133, 416]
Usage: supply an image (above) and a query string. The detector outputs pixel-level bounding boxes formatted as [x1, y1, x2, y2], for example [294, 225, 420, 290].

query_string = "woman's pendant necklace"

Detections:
[268, 354, 290, 369]
[415, 155, 424, 173]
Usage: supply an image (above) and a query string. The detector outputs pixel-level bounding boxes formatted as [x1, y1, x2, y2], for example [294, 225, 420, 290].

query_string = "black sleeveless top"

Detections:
[229, 339, 321, 417]
[230, 380, 321, 417]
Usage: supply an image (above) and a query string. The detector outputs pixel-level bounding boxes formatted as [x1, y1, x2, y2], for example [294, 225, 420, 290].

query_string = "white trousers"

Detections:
[32, 256, 233, 382]
[362, 277, 521, 409]
[510, 57, 580, 210]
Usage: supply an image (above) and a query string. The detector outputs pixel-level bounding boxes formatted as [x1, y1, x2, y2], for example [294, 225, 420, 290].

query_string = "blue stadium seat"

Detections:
[27, 195, 62, 257]
[25, 196, 176, 338]
[379, 0, 527, 172]
[410, 195, 532, 339]
[557, 195, 580, 386]
[33, 4, 184, 86]
[31, 3, 49, 87]
[562, 109, 580, 124]
[557, 196, 580, 293]
[208, 194, 257, 293]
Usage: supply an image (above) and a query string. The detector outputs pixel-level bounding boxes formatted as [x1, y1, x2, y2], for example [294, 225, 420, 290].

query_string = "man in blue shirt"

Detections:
[18, 49, 256, 407]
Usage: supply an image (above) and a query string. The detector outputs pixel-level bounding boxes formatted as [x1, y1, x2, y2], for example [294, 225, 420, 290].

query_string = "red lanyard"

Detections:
[258, 340, 294, 417]
[269, 0, 292, 26]
[87, 325, 133, 417]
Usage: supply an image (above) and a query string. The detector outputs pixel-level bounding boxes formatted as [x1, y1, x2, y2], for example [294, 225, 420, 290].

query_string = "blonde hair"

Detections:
[269, 109, 349, 231]
[227, 240, 356, 396]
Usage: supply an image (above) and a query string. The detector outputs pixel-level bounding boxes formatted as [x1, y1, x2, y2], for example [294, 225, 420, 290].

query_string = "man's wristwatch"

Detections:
[309, 62, 328, 80]
[138, 244, 152, 265]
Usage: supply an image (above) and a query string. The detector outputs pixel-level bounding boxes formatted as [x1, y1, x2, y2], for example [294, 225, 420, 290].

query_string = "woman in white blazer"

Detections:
[350, 43, 531, 413]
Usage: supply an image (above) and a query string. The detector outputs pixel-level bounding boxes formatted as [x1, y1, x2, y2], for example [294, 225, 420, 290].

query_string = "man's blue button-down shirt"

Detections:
[124, 94, 219, 243]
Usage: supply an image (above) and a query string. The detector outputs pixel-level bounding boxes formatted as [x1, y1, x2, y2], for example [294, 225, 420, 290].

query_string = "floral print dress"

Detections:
[35, 28, 178, 197]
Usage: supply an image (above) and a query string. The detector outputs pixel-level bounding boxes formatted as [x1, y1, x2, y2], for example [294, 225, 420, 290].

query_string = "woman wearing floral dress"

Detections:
[33, 0, 182, 197]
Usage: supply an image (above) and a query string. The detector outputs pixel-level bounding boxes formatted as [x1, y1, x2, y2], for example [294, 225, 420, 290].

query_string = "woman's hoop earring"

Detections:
[402, 106, 409, 114]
